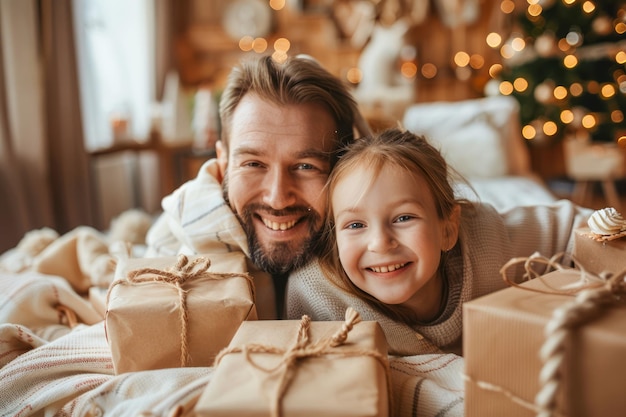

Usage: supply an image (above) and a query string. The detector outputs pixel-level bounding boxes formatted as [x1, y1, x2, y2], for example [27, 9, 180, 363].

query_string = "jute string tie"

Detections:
[495, 252, 626, 417]
[213, 307, 391, 417]
[107, 254, 254, 367]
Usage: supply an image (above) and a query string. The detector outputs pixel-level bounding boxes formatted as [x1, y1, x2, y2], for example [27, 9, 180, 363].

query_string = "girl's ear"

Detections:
[442, 204, 461, 251]
[215, 140, 227, 182]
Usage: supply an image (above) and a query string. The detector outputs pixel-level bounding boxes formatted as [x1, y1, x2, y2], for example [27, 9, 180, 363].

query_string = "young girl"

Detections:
[287, 128, 593, 355]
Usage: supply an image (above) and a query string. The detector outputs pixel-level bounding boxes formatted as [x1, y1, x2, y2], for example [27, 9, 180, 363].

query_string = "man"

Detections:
[146, 54, 370, 318]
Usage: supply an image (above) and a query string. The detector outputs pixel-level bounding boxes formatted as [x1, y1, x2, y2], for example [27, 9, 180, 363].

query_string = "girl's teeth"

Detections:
[371, 263, 405, 273]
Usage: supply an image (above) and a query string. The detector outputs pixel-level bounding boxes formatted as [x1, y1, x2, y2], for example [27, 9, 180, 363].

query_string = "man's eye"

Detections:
[243, 161, 263, 168]
[296, 163, 315, 170]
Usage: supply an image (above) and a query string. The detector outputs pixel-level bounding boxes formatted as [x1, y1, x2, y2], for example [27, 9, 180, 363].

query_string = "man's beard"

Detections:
[245, 211, 322, 276]
[223, 174, 322, 275]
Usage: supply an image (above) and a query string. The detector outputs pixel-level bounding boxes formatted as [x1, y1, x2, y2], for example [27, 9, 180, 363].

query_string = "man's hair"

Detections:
[320, 128, 472, 324]
[218, 54, 366, 167]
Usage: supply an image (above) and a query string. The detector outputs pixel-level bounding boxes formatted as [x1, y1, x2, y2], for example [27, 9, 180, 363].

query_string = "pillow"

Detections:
[402, 95, 530, 178]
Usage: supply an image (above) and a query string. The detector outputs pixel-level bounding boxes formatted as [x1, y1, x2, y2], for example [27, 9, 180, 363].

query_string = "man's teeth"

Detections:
[262, 218, 297, 231]
[371, 263, 406, 273]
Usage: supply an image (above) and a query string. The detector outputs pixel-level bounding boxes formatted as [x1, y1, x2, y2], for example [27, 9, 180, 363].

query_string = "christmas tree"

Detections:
[497, 0, 626, 146]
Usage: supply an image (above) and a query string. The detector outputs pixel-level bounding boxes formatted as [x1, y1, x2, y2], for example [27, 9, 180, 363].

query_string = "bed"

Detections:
[0, 96, 558, 417]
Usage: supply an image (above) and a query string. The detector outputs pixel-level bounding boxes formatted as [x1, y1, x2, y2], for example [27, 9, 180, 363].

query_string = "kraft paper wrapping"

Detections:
[573, 227, 626, 276]
[463, 269, 626, 417]
[106, 253, 257, 374]
[196, 309, 390, 417]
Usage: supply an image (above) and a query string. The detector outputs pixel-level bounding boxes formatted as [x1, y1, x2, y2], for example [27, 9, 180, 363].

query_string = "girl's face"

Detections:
[332, 163, 458, 315]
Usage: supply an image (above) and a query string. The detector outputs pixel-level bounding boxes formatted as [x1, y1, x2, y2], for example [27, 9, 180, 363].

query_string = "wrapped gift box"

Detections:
[196, 310, 390, 417]
[106, 252, 257, 374]
[573, 227, 626, 276]
[463, 269, 626, 417]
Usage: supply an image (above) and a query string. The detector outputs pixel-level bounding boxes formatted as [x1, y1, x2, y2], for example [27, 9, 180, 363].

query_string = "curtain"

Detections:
[0, 0, 93, 253]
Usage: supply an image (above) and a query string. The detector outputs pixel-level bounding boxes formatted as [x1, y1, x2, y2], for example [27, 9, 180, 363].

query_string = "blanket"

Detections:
[0, 220, 464, 417]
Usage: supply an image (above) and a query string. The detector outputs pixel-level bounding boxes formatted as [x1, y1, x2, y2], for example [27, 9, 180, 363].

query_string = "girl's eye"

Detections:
[346, 222, 365, 229]
[395, 215, 414, 223]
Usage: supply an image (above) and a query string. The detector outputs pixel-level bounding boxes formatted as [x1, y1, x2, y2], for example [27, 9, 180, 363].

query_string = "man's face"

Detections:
[217, 93, 338, 275]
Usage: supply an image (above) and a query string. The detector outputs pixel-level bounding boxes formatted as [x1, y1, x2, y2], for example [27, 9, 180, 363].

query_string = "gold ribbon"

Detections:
[107, 254, 254, 367]
[214, 307, 391, 417]
[478, 252, 626, 417]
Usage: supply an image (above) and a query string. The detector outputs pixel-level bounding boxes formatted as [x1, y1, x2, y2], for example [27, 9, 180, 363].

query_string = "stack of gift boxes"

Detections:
[103, 252, 391, 416]
[463, 207, 626, 416]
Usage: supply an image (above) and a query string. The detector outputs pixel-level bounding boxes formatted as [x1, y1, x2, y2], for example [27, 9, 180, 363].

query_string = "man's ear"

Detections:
[215, 140, 227, 181]
[442, 204, 461, 252]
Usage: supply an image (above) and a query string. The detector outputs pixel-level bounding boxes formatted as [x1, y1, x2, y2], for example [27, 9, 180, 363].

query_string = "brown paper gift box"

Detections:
[195, 309, 390, 417]
[463, 269, 626, 417]
[573, 227, 626, 276]
[106, 253, 257, 374]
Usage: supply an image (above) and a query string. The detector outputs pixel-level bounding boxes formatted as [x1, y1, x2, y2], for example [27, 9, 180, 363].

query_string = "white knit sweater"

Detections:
[286, 200, 593, 356]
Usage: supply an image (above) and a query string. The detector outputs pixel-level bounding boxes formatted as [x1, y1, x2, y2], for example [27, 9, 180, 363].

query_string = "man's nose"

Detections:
[367, 226, 398, 253]
[262, 168, 298, 210]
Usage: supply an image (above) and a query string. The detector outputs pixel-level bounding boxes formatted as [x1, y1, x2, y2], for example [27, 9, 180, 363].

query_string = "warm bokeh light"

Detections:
[499, 80, 514, 95]
[543, 121, 558, 136]
[582, 114, 597, 128]
[513, 77, 528, 92]
[421, 63, 438, 79]
[239, 36, 254, 51]
[488, 63, 502, 78]
[401, 62, 418, 78]
[561, 109, 574, 124]
[616, 51, 626, 64]
[469, 54, 485, 69]
[616, 22, 626, 34]
[582, 1, 596, 13]
[511, 36, 526, 51]
[601, 83, 616, 98]
[553, 86, 568, 100]
[252, 38, 268, 53]
[522, 124, 536, 140]
[611, 110, 624, 123]
[454, 51, 470, 67]
[272, 50, 288, 63]
[570, 82, 584, 96]
[346, 67, 362, 84]
[587, 80, 600, 94]
[269, 0, 285, 10]
[501, 0, 515, 14]
[486, 32, 502, 48]
[273, 37, 290, 52]
[528, 4, 542, 17]
[618, 135, 626, 147]
[500, 44, 515, 59]
[558, 38, 571, 52]
[563, 54, 578, 68]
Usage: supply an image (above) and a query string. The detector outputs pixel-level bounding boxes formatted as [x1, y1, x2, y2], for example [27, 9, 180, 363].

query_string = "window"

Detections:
[73, 0, 155, 151]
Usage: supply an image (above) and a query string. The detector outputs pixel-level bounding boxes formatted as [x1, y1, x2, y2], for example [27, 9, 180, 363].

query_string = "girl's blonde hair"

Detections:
[318, 127, 472, 324]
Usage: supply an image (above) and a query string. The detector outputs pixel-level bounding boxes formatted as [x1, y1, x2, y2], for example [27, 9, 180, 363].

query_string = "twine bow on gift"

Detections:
[107, 254, 254, 367]
[499, 252, 626, 417]
[213, 307, 391, 417]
